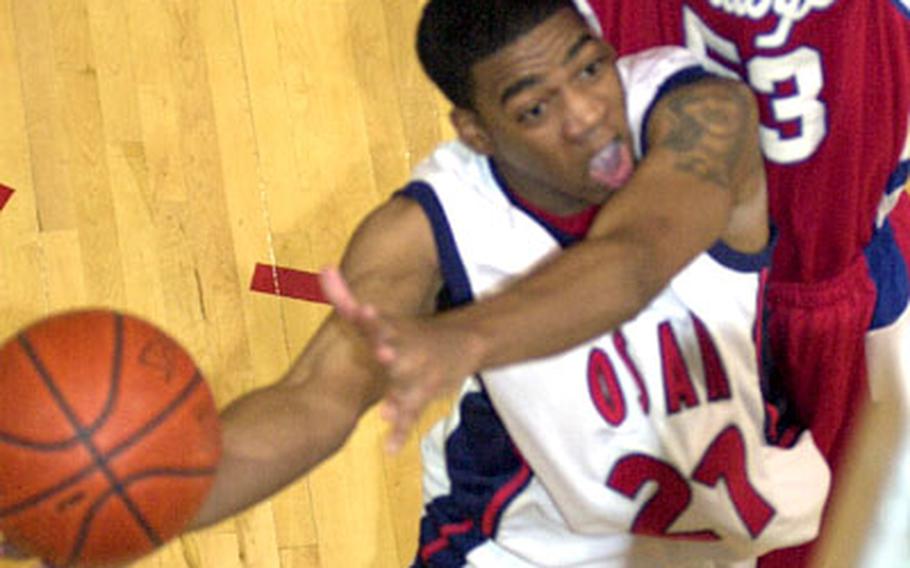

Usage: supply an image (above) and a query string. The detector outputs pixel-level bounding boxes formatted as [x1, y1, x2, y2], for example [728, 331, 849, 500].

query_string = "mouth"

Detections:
[588, 140, 633, 190]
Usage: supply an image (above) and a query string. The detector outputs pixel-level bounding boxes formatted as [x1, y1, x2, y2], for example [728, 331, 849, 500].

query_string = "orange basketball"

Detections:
[0, 309, 222, 567]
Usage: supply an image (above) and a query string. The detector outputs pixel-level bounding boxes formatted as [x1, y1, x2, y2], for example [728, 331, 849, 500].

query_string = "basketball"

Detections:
[0, 309, 222, 567]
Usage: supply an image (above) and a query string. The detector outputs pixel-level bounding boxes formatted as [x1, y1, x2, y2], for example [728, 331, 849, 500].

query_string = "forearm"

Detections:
[186, 196, 438, 529]
[444, 229, 665, 370]
[437, 170, 733, 370]
[188, 378, 372, 529]
[434, 77, 755, 371]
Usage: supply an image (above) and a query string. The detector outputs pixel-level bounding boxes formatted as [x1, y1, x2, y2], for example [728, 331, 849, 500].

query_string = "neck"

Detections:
[492, 159, 592, 215]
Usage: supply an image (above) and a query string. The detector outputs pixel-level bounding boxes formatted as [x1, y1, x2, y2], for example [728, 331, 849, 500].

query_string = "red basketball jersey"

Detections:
[583, 0, 910, 284]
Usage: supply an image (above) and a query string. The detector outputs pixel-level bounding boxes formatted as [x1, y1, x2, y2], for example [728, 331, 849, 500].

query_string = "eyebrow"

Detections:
[499, 32, 597, 107]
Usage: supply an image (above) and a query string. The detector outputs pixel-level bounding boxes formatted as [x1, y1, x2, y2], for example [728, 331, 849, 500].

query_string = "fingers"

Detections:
[320, 266, 435, 454]
[381, 400, 418, 454]
[320, 267, 399, 362]
[379, 401, 406, 454]
[319, 267, 360, 319]
[374, 342, 398, 365]
[319, 267, 380, 335]
[381, 383, 434, 454]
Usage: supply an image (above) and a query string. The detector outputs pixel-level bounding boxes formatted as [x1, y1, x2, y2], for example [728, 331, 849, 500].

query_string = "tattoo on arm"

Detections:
[654, 81, 753, 188]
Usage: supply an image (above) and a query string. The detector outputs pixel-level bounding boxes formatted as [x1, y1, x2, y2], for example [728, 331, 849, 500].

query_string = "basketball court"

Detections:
[0, 1, 908, 567]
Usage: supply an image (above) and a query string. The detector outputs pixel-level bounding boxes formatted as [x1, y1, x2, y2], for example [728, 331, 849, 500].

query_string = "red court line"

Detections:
[0, 184, 14, 211]
[249, 263, 328, 304]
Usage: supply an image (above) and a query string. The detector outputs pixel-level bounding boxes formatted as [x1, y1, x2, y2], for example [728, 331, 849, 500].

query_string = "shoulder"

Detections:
[646, 76, 758, 151]
[349, 193, 435, 255]
[642, 71, 761, 196]
[411, 141, 497, 193]
[618, 46, 719, 157]
[407, 141, 513, 220]
[614, 45, 756, 137]
[362, 141, 488, 235]
[337, 194, 442, 317]
[645, 75, 767, 251]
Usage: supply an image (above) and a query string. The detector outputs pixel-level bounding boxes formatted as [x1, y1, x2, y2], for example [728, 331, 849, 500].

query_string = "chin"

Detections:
[585, 183, 618, 205]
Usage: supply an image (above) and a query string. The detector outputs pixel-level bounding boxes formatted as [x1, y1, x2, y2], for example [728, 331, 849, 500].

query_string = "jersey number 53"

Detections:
[682, 7, 827, 165]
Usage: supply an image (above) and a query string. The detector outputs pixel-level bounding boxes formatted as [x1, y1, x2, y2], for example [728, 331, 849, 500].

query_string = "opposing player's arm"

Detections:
[189, 196, 441, 529]
[328, 77, 767, 451]
[444, 76, 764, 367]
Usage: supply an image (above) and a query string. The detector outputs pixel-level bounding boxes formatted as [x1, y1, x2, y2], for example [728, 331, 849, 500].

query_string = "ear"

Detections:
[451, 108, 495, 156]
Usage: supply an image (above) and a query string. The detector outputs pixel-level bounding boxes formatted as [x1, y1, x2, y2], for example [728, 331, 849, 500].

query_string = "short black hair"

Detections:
[417, 0, 578, 109]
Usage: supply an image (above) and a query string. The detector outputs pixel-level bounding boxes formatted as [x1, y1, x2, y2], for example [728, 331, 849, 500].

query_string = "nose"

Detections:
[561, 85, 604, 141]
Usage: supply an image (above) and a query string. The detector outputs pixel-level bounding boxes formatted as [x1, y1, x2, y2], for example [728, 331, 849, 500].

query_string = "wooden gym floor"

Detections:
[0, 0, 451, 566]
[2, 1, 909, 567]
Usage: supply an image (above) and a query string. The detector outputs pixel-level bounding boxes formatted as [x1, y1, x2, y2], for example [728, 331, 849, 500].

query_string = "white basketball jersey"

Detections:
[403, 47, 830, 568]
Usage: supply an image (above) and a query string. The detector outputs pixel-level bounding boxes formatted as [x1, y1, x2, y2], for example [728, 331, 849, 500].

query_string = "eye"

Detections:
[517, 101, 547, 124]
[579, 56, 606, 80]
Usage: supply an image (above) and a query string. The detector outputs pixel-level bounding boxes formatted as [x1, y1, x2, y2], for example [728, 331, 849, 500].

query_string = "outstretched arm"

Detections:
[189, 196, 440, 528]
[327, 78, 765, 450]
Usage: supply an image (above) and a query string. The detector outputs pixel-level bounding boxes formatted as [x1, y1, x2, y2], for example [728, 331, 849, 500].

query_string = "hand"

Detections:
[319, 268, 484, 452]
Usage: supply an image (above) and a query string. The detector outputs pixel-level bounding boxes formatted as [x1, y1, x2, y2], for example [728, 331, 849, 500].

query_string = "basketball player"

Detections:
[347, 2, 910, 566]
[195, 1, 830, 565]
[0, 0, 829, 565]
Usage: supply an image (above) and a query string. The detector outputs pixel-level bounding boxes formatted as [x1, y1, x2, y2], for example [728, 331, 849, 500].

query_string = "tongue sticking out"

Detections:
[589, 141, 633, 190]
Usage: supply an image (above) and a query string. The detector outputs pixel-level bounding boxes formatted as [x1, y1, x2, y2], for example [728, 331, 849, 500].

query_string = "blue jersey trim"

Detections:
[886, 160, 910, 196]
[413, 387, 529, 567]
[399, 182, 534, 562]
[488, 159, 580, 248]
[398, 182, 475, 307]
[890, 0, 910, 19]
[640, 66, 714, 156]
[708, 226, 777, 273]
[864, 219, 910, 329]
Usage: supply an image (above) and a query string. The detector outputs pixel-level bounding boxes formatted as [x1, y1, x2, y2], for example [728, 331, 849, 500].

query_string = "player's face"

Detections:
[457, 8, 633, 214]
